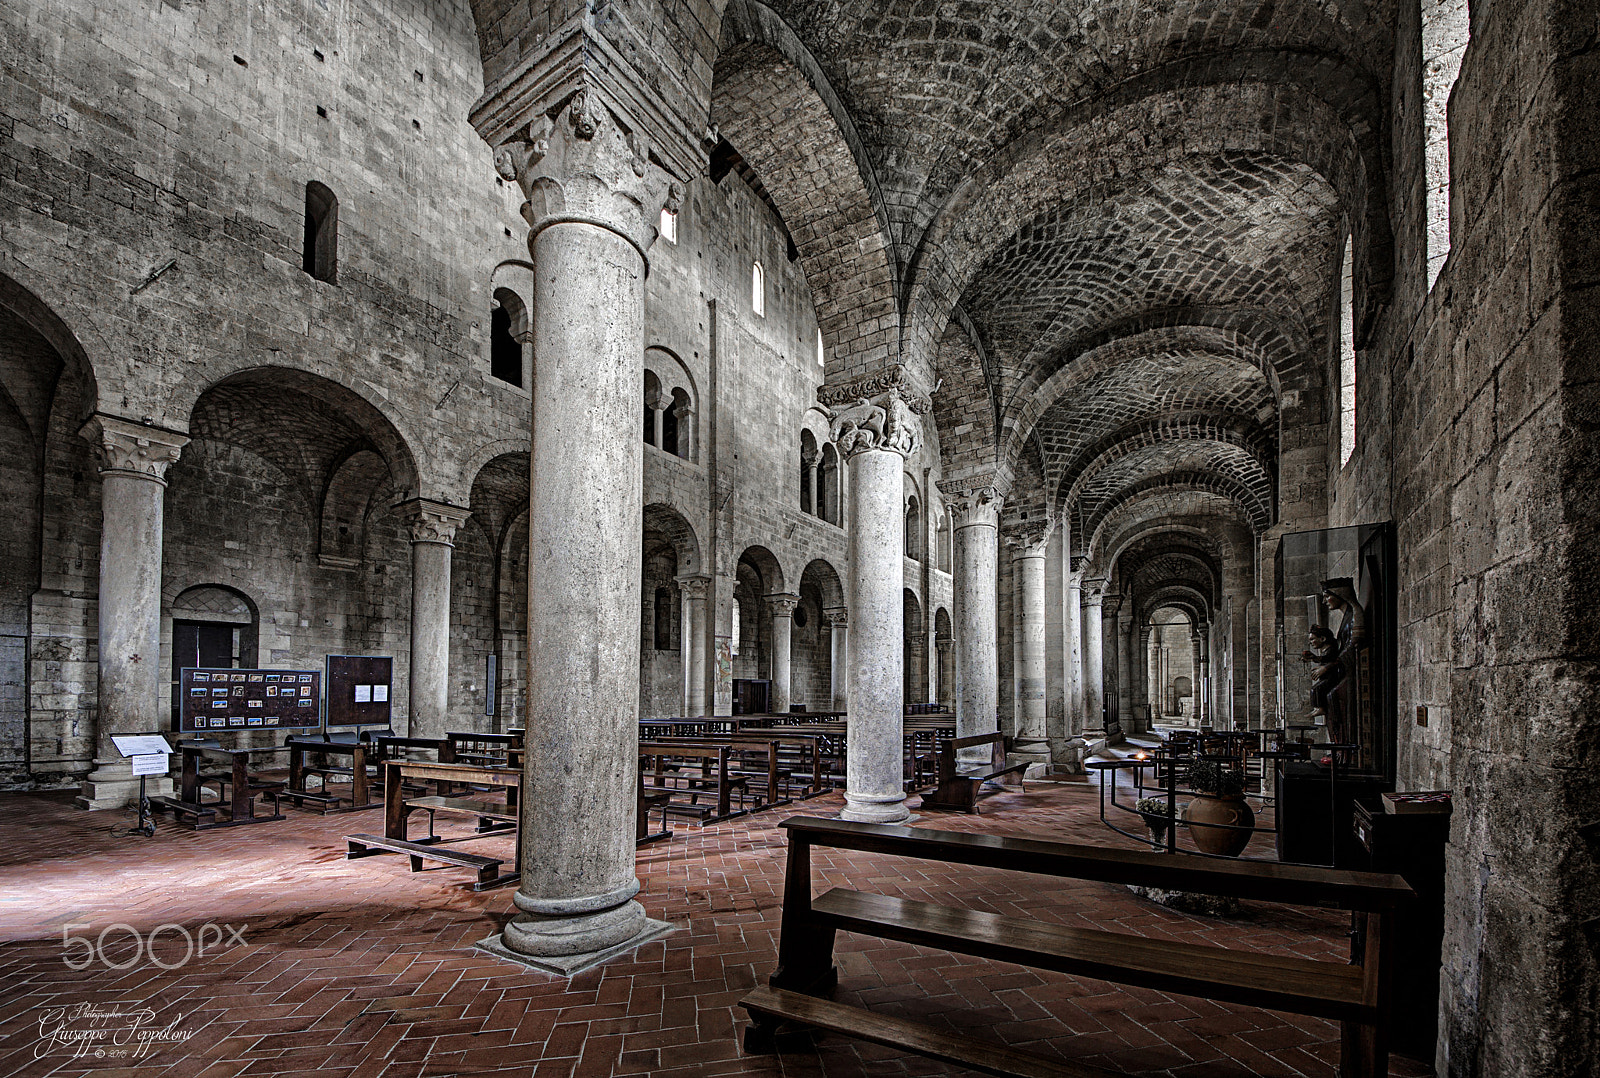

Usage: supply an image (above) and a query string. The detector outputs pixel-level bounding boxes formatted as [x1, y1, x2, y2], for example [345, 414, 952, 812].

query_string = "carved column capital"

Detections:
[492, 92, 681, 265]
[1101, 594, 1123, 617]
[941, 484, 1005, 529]
[824, 608, 849, 629]
[1006, 520, 1055, 559]
[765, 593, 801, 618]
[674, 574, 711, 601]
[1081, 578, 1107, 606]
[398, 499, 470, 546]
[80, 415, 188, 486]
[820, 367, 929, 461]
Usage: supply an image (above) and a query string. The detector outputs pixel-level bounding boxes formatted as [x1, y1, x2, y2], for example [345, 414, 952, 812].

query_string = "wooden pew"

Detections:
[639, 742, 743, 823]
[918, 732, 1027, 813]
[282, 735, 378, 812]
[345, 760, 519, 891]
[742, 816, 1413, 1078]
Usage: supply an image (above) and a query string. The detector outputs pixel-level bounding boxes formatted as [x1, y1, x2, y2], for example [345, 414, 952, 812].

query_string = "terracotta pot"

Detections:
[1183, 794, 1255, 856]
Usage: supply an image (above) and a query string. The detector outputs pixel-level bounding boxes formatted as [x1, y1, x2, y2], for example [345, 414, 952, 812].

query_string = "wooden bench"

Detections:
[742, 816, 1413, 1078]
[919, 732, 1027, 813]
[346, 833, 510, 891]
[639, 742, 744, 822]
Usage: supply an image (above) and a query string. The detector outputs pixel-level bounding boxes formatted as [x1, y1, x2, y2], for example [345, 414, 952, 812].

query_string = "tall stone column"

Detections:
[1133, 624, 1151, 727]
[1191, 631, 1204, 725]
[942, 479, 1006, 752]
[1008, 532, 1050, 774]
[1116, 602, 1134, 734]
[1230, 597, 1250, 728]
[766, 593, 798, 714]
[76, 416, 188, 811]
[826, 378, 925, 823]
[1066, 561, 1085, 735]
[676, 575, 710, 715]
[399, 499, 469, 739]
[1081, 581, 1105, 733]
[1101, 595, 1124, 737]
[488, 94, 679, 969]
[825, 609, 848, 712]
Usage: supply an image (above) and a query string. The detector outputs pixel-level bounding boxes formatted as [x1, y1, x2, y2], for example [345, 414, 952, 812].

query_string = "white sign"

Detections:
[353, 685, 372, 703]
[111, 734, 172, 758]
[373, 684, 389, 703]
[131, 754, 169, 777]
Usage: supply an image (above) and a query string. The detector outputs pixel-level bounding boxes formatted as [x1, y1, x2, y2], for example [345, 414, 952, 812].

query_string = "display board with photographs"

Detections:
[178, 668, 323, 732]
[325, 655, 393, 729]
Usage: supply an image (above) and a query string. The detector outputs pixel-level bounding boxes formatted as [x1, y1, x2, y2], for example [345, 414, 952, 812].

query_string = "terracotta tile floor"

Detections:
[0, 778, 1433, 1077]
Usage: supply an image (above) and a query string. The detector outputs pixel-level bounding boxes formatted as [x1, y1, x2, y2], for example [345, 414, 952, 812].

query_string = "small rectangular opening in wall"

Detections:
[412, 119, 421, 131]
[316, 106, 328, 118]
[313, 49, 325, 62]
[1416, 705, 1428, 727]
[233, 55, 248, 67]
[414, 70, 424, 82]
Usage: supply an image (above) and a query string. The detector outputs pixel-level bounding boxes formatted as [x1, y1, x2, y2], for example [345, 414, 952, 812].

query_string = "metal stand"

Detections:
[133, 776, 155, 837]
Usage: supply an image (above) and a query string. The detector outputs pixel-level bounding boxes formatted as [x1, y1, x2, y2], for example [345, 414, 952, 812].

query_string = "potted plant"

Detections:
[1183, 760, 1254, 856]
[1135, 797, 1174, 850]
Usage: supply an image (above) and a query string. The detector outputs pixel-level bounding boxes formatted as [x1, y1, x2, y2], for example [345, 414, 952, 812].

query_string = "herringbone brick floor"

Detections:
[0, 780, 1432, 1077]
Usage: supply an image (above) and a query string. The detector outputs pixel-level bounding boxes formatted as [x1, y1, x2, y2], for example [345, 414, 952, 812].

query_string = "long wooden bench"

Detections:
[346, 833, 510, 891]
[919, 732, 1027, 813]
[639, 742, 744, 822]
[342, 760, 521, 891]
[742, 816, 1414, 1078]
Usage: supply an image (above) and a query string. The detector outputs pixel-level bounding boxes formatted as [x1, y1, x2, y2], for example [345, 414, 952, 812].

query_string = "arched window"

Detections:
[730, 601, 742, 658]
[816, 327, 825, 367]
[1423, 0, 1469, 286]
[1339, 235, 1356, 467]
[937, 512, 953, 573]
[751, 261, 765, 317]
[799, 430, 819, 515]
[905, 495, 922, 560]
[303, 181, 338, 283]
[490, 288, 526, 388]
[659, 207, 678, 244]
[819, 443, 840, 525]
[653, 587, 673, 650]
[643, 370, 661, 447]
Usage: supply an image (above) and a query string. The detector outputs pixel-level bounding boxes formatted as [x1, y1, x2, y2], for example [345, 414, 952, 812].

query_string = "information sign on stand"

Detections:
[326, 655, 393, 730]
[178, 668, 323, 733]
[110, 734, 173, 837]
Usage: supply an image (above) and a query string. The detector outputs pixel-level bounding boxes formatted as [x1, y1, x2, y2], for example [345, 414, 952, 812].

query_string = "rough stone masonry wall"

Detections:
[1331, 1, 1600, 1073]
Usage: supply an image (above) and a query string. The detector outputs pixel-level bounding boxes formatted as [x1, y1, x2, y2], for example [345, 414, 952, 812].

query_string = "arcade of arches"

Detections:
[0, 0, 1594, 1074]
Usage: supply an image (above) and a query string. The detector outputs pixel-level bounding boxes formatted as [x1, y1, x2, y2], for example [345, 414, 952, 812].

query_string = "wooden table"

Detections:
[152, 742, 290, 829]
[283, 735, 378, 812]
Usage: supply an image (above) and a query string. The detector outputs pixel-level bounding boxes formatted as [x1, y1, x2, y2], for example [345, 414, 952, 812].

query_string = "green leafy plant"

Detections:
[1135, 797, 1174, 816]
[1187, 760, 1245, 798]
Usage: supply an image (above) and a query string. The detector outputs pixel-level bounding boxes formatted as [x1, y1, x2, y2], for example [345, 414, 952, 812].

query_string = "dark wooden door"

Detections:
[172, 621, 235, 729]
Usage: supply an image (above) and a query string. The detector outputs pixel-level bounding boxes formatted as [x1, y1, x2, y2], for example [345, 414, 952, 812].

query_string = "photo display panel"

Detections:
[179, 668, 323, 732]
[325, 655, 394, 728]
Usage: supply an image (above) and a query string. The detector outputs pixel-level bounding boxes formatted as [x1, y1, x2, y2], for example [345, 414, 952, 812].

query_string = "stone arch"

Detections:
[711, 21, 898, 376]
[1084, 488, 1255, 564]
[644, 502, 704, 576]
[645, 347, 698, 461]
[904, 74, 1390, 371]
[735, 544, 784, 596]
[1060, 420, 1277, 524]
[1081, 471, 1272, 553]
[318, 447, 392, 568]
[0, 270, 99, 423]
[179, 366, 423, 501]
[800, 558, 844, 611]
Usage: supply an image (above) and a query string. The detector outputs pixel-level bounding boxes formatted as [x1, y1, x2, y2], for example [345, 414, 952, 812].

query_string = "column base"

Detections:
[75, 761, 173, 811]
[477, 917, 676, 978]
[1007, 738, 1052, 779]
[839, 793, 911, 825]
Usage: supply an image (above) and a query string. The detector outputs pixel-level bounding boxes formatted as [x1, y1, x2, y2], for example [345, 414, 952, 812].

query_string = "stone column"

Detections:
[766, 593, 798, 714]
[488, 95, 679, 969]
[1008, 532, 1050, 774]
[1114, 601, 1134, 734]
[650, 392, 666, 450]
[1066, 561, 1085, 735]
[399, 499, 469, 740]
[676, 575, 710, 715]
[1081, 581, 1105, 733]
[1230, 597, 1250, 728]
[1133, 624, 1151, 727]
[1191, 631, 1204, 724]
[1101, 593, 1122, 737]
[826, 380, 925, 823]
[942, 480, 1006, 752]
[76, 416, 188, 811]
[675, 403, 695, 463]
[804, 454, 820, 516]
[825, 609, 849, 712]
[935, 637, 953, 708]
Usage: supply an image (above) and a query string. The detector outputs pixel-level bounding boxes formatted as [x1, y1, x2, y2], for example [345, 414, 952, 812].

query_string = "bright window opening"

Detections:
[752, 262, 765, 317]
[816, 328, 825, 367]
[1340, 235, 1356, 468]
[659, 208, 678, 244]
[1423, 0, 1469, 287]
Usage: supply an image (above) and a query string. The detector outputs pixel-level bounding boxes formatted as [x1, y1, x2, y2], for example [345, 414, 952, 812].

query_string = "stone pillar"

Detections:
[1066, 561, 1085, 735]
[1133, 624, 1151, 727]
[676, 575, 710, 715]
[826, 381, 924, 823]
[942, 480, 1005, 751]
[676, 403, 696, 463]
[650, 393, 666, 450]
[1008, 533, 1050, 774]
[1230, 597, 1250, 728]
[1116, 603, 1134, 734]
[399, 499, 469, 740]
[1191, 631, 1204, 725]
[1081, 581, 1105, 733]
[76, 416, 188, 811]
[804, 455, 820, 516]
[766, 593, 798, 714]
[1101, 594, 1122, 738]
[487, 95, 679, 969]
[935, 638, 953, 708]
[825, 609, 849, 713]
